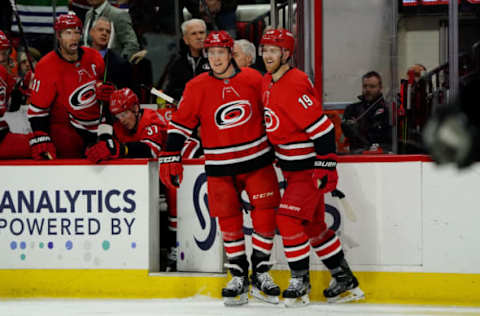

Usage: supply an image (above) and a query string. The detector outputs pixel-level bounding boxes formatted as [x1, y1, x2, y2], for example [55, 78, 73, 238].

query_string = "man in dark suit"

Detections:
[84, 0, 142, 62]
[89, 16, 134, 92]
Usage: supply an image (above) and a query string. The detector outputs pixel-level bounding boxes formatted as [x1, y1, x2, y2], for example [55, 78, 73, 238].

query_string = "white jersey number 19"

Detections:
[298, 94, 313, 109]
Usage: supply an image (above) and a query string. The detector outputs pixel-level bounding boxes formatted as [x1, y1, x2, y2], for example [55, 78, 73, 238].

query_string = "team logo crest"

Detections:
[264, 107, 280, 132]
[69, 80, 97, 111]
[214, 99, 252, 130]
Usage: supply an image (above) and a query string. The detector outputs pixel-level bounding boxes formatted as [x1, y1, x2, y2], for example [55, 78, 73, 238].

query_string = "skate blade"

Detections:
[223, 293, 248, 306]
[284, 294, 310, 307]
[250, 287, 279, 304]
[327, 286, 365, 304]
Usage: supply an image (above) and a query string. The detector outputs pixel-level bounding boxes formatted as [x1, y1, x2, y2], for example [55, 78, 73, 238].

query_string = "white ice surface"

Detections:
[1, 297, 480, 316]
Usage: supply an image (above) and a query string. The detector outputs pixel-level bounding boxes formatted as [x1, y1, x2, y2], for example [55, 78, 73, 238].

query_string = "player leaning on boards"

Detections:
[159, 30, 282, 306]
[85, 88, 166, 163]
[260, 28, 365, 306]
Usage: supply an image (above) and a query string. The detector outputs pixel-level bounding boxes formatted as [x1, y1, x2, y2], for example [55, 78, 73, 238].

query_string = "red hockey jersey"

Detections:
[114, 108, 167, 158]
[0, 65, 15, 136]
[262, 68, 334, 171]
[28, 47, 105, 134]
[168, 67, 273, 176]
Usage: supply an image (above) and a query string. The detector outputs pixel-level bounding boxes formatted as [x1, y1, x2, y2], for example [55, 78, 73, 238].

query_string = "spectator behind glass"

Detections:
[185, 0, 237, 38]
[89, 16, 134, 92]
[83, 0, 145, 63]
[163, 19, 210, 101]
[233, 39, 255, 68]
[341, 71, 391, 154]
[407, 63, 427, 82]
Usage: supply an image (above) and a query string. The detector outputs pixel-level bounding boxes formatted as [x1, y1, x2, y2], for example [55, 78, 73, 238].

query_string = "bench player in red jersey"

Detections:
[158, 30, 281, 306]
[27, 14, 114, 159]
[85, 87, 166, 162]
[0, 31, 31, 159]
[260, 28, 364, 306]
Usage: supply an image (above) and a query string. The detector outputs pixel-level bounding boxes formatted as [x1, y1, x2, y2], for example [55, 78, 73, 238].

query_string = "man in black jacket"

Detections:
[89, 16, 134, 92]
[342, 71, 391, 154]
[163, 18, 210, 101]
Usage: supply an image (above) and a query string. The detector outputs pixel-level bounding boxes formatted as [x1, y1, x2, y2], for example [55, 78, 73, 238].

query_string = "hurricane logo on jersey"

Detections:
[214, 99, 252, 130]
[264, 107, 280, 132]
[69, 80, 97, 111]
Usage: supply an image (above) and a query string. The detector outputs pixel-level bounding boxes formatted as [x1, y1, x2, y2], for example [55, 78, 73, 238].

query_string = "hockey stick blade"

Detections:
[150, 88, 177, 105]
[331, 189, 357, 222]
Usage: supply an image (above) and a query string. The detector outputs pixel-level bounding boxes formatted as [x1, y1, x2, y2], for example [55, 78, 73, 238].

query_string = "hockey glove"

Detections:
[312, 153, 338, 194]
[96, 81, 115, 103]
[85, 139, 122, 163]
[85, 124, 123, 163]
[159, 151, 183, 190]
[29, 131, 56, 160]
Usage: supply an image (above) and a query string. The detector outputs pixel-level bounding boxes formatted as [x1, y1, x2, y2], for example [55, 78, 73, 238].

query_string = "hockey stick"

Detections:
[331, 189, 357, 222]
[150, 87, 178, 106]
[9, 0, 35, 73]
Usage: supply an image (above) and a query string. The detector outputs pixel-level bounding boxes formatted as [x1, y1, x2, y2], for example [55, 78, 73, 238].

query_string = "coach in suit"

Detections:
[83, 0, 141, 62]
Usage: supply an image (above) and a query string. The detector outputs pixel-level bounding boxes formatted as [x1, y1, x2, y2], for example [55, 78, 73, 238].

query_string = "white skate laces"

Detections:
[324, 276, 365, 304]
[250, 271, 280, 304]
[283, 276, 311, 307]
[222, 276, 248, 306]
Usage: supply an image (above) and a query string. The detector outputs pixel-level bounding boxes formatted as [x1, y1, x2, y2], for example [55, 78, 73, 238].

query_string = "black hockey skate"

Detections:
[282, 273, 311, 307]
[222, 262, 249, 306]
[250, 271, 281, 304]
[222, 275, 249, 306]
[323, 260, 364, 303]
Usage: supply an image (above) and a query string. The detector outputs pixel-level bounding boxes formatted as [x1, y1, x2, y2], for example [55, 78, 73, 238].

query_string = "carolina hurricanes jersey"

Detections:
[28, 47, 105, 135]
[0, 65, 15, 137]
[114, 108, 167, 158]
[168, 67, 274, 176]
[262, 68, 334, 171]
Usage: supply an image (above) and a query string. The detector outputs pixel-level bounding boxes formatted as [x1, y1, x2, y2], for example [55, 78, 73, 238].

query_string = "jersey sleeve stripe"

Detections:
[169, 121, 193, 137]
[278, 141, 314, 150]
[141, 139, 162, 152]
[309, 122, 334, 140]
[27, 104, 50, 118]
[275, 152, 316, 161]
[305, 115, 328, 134]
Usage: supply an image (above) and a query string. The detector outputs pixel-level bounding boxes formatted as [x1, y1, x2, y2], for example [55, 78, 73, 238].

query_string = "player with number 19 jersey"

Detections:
[28, 47, 105, 156]
[169, 67, 274, 176]
[262, 68, 334, 171]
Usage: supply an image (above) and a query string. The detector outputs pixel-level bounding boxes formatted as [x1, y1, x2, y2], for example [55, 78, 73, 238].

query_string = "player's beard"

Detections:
[59, 41, 79, 60]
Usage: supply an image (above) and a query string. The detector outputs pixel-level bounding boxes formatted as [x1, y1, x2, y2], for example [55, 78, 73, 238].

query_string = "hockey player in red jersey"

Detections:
[0, 32, 31, 159]
[0, 63, 31, 159]
[159, 30, 281, 306]
[85, 87, 166, 162]
[27, 14, 114, 159]
[260, 28, 364, 306]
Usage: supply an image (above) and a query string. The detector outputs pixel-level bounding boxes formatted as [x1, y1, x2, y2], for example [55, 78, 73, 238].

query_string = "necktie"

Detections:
[87, 11, 97, 44]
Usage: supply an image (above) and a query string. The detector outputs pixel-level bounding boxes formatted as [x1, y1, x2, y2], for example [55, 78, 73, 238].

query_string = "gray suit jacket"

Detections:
[84, 2, 140, 60]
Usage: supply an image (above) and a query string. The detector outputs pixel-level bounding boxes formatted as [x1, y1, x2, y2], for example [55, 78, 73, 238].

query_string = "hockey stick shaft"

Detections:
[150, 87, 178, 105]
[9, 0, 35, 73]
